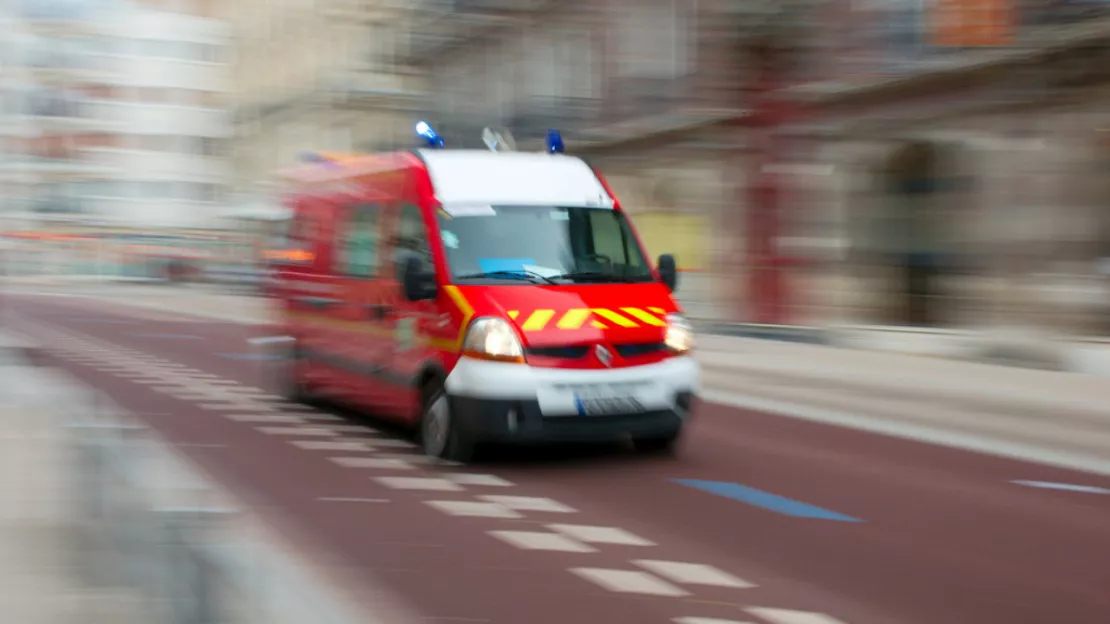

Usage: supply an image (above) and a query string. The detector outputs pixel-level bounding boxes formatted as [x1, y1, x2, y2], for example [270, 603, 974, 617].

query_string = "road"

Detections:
[7, 291, 1110, 624]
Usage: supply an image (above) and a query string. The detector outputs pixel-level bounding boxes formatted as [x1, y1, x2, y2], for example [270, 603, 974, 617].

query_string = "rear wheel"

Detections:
[420, 385, 475, 463]
[281, 342, 313, 404]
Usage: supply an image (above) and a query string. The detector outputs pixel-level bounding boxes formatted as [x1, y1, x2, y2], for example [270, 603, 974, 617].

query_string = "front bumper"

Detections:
[450, 393, 693, 444]
[443, 356, 699, 444]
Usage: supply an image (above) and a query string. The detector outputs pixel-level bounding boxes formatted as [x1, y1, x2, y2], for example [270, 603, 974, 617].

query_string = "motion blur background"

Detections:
[5, 0, 1110, 368]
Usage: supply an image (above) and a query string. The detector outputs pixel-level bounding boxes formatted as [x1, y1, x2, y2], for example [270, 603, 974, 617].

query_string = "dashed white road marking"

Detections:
[673, 618, 752, 624]
[670, 612, 750, 617]
[201, 402, 275, 412]
[547, 524, 656, 547]
[488, 531, 597, 553]
[365, 438, 417, 448]
[258, 426, 339, 436]
[317, 497, 390, 503]
[424, 500, 523, 519]
[330, 457, 415, 470]
[227, 414, 306, 423]
[633, 560, 755, 589]
[285, 412, 343, 422]
[322, 425, 384, 434]
[569, 568, 689, 597]
[745, 608, 850, 624]
[477, 495, 576, 513]
[290, 440, 376, 451]
[445, 474, 514, 487]
[376, 477, 465, 492]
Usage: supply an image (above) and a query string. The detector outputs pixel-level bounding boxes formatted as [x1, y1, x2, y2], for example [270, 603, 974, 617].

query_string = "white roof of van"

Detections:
[418, 149, 615, 208]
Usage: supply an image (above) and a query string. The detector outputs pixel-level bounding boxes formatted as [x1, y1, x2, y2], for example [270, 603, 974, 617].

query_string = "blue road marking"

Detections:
[216, 353, 283, 361]
[673, 479, 862, 522]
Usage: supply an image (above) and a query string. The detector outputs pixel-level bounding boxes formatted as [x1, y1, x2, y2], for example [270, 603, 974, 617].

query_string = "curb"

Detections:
[698, 354, 1110, 430]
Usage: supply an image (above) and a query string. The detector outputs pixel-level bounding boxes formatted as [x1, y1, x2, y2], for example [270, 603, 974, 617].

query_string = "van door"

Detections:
[331, 199, 393, 409]
[379, 201, 438, 420]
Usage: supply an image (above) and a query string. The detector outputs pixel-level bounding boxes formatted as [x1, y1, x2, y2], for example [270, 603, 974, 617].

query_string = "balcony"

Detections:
[598, 75, 701, 125]
[330, 71, 425, 110]
[502, 95, 600, 141]
[396, 0, 548, 66]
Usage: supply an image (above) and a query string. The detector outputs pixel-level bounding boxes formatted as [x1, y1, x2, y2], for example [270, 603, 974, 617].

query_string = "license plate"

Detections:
[576, 395, 644, 416]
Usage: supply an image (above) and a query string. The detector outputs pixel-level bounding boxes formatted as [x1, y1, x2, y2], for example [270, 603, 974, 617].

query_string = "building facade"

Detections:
[389, 0, 1110, 336]
[228, 0, 424, 198]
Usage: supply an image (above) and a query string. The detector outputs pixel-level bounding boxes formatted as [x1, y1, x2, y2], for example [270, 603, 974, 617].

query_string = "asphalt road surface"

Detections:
[8, 292, 1110, 624]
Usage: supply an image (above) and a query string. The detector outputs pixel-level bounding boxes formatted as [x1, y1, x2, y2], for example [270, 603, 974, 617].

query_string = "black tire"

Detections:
[632, 432, 681, 455]
[419, 386, 475, 463]
[281, 342, 313, 404]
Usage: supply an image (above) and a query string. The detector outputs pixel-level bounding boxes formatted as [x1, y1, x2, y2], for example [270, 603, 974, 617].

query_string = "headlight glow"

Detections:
[664, 313, 694, 353]
[462, 317, 525, 363]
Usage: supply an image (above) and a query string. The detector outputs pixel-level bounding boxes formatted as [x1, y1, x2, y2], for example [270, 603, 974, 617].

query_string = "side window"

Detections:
[342, 204, 380, 278]
[588, 211, 639, 267]
[394, 203, 432, 279]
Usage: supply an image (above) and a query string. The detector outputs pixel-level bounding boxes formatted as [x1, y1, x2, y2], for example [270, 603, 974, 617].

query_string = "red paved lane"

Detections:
[11, 293, 1110, 624]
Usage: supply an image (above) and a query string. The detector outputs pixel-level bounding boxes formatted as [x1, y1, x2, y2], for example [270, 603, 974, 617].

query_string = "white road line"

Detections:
[745, 608, 849, 624]
[547, 524, 656, 547]
[226, 414, 307, 423]
[424, 500, 523, 519]
[290, 440, 377, 451]
[477, 495, 576, 513]
[633, 560, 755, 589]
[322, 425, 383, 434]
[201, 403, 275, 411]
[208, 380, 242, 385]
[487, 531, 597, 553]
[673, 619, 752, 624]
[445, 474, 514, 487]
[329, 457, 415, 470]
[317, 497, 390, 503]
[258, 426, 339, 436]
[1011, 480, 1110, 494]
[365, 439, 417, 448]
[375, 477, 464, 492]
[568, 568, 689, 597]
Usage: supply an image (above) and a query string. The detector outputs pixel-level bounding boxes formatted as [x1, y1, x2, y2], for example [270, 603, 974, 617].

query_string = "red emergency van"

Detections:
[272, 125, 699, 462]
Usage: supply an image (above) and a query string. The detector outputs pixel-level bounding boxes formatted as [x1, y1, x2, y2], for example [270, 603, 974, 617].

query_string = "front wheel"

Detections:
[420, 388, 476, 463]
[632, 432, 681, 455]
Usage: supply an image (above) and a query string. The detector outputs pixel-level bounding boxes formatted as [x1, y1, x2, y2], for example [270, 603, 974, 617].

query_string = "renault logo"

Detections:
[594, 344, 613, 368]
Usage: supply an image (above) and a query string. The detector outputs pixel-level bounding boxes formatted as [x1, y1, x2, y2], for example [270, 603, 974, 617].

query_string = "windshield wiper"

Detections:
[549, 271, 648, 283]
[455, 270, 557, 284]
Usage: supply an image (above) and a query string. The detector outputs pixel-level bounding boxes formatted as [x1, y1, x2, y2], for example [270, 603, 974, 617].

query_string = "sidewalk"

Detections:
[0, 341, 150, 623]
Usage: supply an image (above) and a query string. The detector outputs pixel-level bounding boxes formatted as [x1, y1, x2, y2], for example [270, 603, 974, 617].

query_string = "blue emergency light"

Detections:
[545, 129, 564, 154]
[415, 121, 444, 148]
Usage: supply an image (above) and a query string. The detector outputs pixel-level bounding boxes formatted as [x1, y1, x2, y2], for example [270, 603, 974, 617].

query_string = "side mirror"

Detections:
[402, 256, 437, 301]
[658, 254, 678, 293]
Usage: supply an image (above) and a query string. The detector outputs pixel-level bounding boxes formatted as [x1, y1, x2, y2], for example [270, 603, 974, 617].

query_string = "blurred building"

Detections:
[1, 0, 233, 276]
[227, 0, 424, 199]
[388, 0, 1110, 336]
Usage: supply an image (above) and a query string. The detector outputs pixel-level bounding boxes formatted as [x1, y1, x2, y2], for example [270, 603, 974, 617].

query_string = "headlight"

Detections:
[664, 313, 694, 353]
[462, 317, 525, 363]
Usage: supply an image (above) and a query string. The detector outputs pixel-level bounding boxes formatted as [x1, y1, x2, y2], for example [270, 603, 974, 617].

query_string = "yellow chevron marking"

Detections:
[555, 309, 592, 330]
[521, 309, 556, 331]
[590, 308, 639, 328]
[591, 320, 607, 328]
[507, 310, 520, 320]
[620, 307, 667, 326]
[648, 307, 667, 315]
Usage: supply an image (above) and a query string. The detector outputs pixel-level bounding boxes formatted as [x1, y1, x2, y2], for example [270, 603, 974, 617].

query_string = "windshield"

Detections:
[437, 204, 653, 284]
